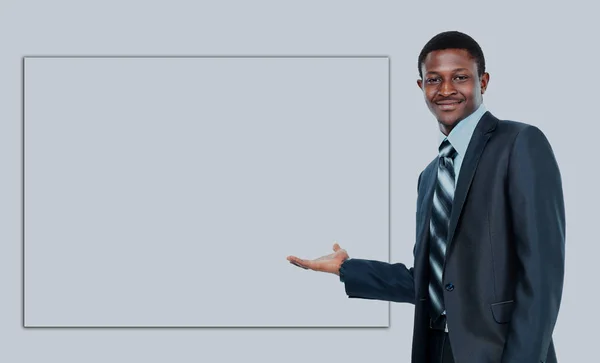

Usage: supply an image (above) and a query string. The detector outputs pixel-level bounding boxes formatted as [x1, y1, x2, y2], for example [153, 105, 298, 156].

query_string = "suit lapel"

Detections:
[444, 112, 498, 257]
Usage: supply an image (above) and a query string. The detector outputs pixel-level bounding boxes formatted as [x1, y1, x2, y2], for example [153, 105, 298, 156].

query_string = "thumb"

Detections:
[333, 241, 340, 252]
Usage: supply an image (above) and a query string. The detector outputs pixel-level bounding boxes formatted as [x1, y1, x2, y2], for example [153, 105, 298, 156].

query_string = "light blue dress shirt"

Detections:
[437, 103, 488, 184]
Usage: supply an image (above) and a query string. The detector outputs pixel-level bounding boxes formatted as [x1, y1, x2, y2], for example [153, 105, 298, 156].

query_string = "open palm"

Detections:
[286, 242, 349, 275]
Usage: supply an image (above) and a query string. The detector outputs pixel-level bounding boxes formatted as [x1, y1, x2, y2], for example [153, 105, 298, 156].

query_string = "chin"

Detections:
[437, 113, 461, 127]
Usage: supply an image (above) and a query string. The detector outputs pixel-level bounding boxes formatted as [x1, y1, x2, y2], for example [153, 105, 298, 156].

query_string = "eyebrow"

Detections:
[426, 68, 470, 75]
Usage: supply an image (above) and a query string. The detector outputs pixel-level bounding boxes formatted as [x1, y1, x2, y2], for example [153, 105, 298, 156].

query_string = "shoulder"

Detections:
[485, 114, 553, 154]
[496, 119, 552, 151]
[492, 116, 548, 140]
[417, 157, 437, 191]
[491, 117, 559, 171]
[493, 117, 537, 138]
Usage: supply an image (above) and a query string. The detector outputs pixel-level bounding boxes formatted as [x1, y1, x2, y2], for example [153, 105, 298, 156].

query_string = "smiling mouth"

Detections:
[435, 100, 463, 110]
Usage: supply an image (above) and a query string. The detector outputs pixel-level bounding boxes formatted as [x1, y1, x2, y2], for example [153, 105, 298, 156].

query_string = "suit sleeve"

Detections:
[502, 126, 566, 363]
[337, 172, 423, 305]
[339, 259, 415, 303]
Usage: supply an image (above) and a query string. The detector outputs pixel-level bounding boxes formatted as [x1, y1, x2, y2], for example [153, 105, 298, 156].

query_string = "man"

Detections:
[286, 31, 565, 363]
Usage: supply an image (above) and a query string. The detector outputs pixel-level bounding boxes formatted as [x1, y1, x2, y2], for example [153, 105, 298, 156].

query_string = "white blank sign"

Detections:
[24, 57, 390, 327]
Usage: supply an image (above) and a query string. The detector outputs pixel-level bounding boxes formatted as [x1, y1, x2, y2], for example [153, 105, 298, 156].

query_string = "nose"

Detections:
[438, 79, 457, 97]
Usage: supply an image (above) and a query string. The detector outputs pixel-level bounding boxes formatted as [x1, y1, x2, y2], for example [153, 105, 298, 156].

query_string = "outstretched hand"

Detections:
[286, 242, 349, 275]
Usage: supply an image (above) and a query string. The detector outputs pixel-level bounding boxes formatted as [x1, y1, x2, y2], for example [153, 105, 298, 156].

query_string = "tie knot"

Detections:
[439, 139, 457, 159]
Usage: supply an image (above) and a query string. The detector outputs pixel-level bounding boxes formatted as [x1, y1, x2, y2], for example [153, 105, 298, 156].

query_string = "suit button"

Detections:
[445, 283, 455, 292]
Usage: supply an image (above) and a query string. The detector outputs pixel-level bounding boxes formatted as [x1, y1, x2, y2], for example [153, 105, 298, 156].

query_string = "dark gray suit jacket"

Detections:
[339, 111, 565, 363]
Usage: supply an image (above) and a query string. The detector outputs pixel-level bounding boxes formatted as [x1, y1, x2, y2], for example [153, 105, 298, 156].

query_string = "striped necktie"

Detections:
[428, 138, 457, 318]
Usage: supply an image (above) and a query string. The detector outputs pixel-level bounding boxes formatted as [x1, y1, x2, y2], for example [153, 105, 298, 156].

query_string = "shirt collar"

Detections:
[437, 103, 487, 157]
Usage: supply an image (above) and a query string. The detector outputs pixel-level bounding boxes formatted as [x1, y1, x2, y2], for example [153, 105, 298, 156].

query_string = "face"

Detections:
[416, 49, 489, 136]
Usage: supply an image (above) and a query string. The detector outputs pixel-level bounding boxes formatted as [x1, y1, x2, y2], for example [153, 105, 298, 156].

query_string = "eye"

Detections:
[426, 77, 441, 84]
[454, 75, 469, 81]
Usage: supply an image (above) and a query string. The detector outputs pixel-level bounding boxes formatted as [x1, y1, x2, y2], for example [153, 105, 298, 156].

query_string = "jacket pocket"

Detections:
[490, 300, 514, 324]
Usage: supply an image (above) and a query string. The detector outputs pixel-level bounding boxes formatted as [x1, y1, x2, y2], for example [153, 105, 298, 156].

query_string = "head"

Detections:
[416, 31, 490, 135]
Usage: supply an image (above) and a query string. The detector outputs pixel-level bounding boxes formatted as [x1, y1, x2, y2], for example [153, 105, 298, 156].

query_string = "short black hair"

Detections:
[418, 31, 485, 79]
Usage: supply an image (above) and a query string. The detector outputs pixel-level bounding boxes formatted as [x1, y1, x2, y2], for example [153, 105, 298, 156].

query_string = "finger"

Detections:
[289, 260, 309, 270]
[333, 242, 340, 252]
[288, 256, 312, 269]
[287, 255, 305, 263]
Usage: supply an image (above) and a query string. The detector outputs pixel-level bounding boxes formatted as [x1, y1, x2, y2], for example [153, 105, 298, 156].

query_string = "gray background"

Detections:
[1, 0, 597, 361]
[24, 56, 389, 327]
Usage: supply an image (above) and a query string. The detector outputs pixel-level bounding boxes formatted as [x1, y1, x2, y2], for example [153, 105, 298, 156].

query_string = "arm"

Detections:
[337, 172, 423, 304]
[502, 126, 566, 363]
[339, 258, 415, 304]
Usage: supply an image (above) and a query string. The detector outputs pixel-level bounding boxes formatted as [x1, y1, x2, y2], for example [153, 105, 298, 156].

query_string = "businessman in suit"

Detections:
[286, 31, 565, 363]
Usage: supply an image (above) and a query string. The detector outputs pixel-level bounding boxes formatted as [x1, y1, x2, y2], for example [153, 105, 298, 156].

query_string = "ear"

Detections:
[480, 72, 490, 94]
[416, 79, 423, 89]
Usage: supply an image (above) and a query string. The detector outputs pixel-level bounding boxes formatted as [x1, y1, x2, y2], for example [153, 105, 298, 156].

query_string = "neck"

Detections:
[438, 123, 454, 136]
